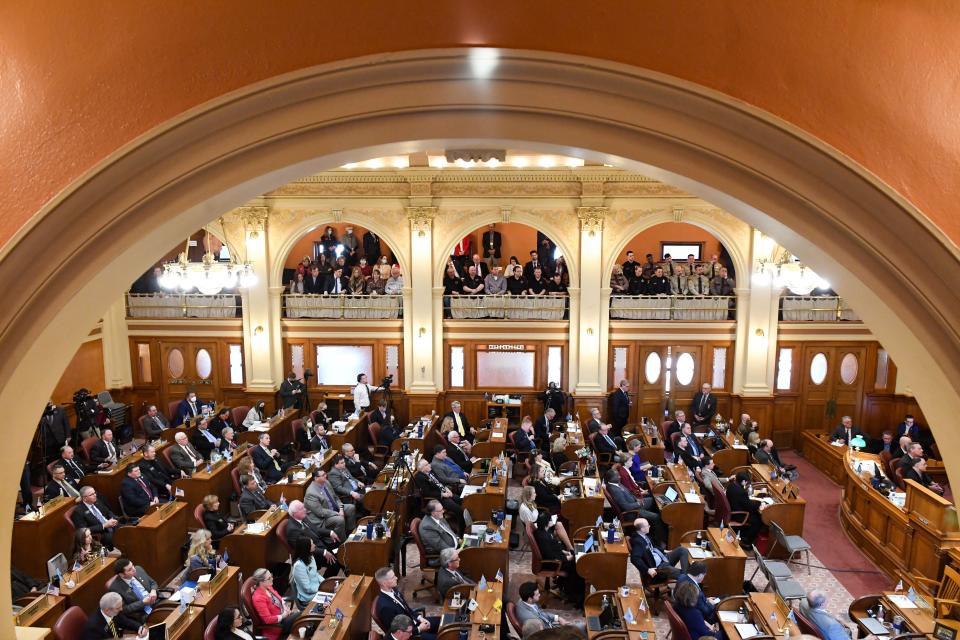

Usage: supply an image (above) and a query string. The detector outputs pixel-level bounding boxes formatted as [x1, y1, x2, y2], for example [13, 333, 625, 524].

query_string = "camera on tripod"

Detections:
[381, 374, 394, 388]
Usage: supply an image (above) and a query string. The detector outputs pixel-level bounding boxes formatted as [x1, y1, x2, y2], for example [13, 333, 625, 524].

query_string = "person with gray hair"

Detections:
[800, 589, 877, 640]
[417, 499, 460, 563]
[436, 546, 474, 597]
[81, 591, 146, 638]
[443, 400, 474, 442]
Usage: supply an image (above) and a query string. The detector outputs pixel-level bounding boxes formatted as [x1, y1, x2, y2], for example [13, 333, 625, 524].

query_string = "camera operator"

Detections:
[39, 400, 72, 463]
[353, 373, 387, 414]
[279, 371, 307, 410]
[540, 382, 567, 417]
[74, 388, 106, 440]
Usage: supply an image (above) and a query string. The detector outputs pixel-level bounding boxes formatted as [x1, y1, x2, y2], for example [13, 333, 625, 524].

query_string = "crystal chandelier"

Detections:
[159, 222, 256, 295]
[753, 252, 829, 295]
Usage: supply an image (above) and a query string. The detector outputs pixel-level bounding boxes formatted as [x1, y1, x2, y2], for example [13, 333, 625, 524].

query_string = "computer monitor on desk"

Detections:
[46, 553, 68, 582]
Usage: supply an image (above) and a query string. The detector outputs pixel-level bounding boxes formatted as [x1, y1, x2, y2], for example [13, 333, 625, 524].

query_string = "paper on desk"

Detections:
[733, 444, 749, 450]
[684, 492, 701, 503]
[168, 592, 182, 602]
[887, 595, 918, 609]
[491, 432, 504, 439]
[246, 523, 265, 534]
[197, 574, 211, 583]
[686, 547, 711, 559]
[735, 623, 760, 639]
[718, 611, 745, 623]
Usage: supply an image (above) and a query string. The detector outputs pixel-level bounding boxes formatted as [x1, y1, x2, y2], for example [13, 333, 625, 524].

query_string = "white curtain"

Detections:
[782, 296, 840, 321]
[450, 295, 566, 320]
[609, 295, 671, 320]
[285, 294, 400, 319]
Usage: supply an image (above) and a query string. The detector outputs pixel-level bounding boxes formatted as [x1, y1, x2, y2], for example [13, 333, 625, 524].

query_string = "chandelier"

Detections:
[159, 222, 256, 295]
[753, 253, 829, 295]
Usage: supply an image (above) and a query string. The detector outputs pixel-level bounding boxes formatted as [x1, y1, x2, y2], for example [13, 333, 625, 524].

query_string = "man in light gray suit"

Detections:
[430, 446, 466, 488]
[436, 547, 474, 598]
[327, 454, 369, 515]
[800, 590, 876, 640]
[304, 468, 355, 540]
[514, 581, 582, 630]
[417, 500, 460, 565]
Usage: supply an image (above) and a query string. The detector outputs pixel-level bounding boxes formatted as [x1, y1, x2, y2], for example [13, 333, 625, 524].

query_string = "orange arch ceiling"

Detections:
[2, 2, 958, 246]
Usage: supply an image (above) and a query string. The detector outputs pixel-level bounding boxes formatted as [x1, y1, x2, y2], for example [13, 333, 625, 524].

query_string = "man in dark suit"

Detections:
[363, 230, 382, 263]
[610, 379, 632, 436]
[690, 383, 717, 427]
[868, 430, 896, 456]
[532, 409, 555, 447]
[238, 474, 273, 517]
[324, 267, 349, 294]
[523, 250, 546, 281]
[445, 431, 474, 473]
[629, 516, 689, 581]
[605, 470, 660, 530]
[190, 418, 221, 460]
[594, 423, 623, 460]
[169, 431, 205, 476]
[468, 254, 489, 279]
[904, 457, 945, 495]
[436, 547, 474, 598]
[304, 265, 325, 294]
[138, 444, 176, 497]
[896, 415, 920, 440]
[675, 562, 717, 622]
[81, 592, 143, 640]
[208, 407, 233, 437]
[443, 401, 473, 442]
[109, 558, 160, 623]
[285, 500, 344, 577]
[374, 566, 439, 640]
[43, 464, 80, 501]
[90, 429, 119, 468]
[39, 401, 72, 462]
[830, 415, 864, 444]
[412, 459, 465, 532]
[119, 465, 157, 517]
[586, 407, 604, 434]
[667, 410, 687, 441]
[174, 391, 203, 427]
[725, 471, 765, 545]
[481, 223, 502, 267]
[341, 442, 378, 484]
[73, 486, 120, 549]
[679, 424, 711, 465]
[513, 419, 536, 455]
[58, 445, 89, 484]
[141, 405, 169, 440]
[279, 371, 306, 410]
[251, 433, 287, 482]
[369, 400, 391, 430]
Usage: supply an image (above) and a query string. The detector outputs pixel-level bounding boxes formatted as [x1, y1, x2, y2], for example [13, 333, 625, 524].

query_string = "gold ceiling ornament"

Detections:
[577, 206, 608, 237]
[406, 206, 438, 237]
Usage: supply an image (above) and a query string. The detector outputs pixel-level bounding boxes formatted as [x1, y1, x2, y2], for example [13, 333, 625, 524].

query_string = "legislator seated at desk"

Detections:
[533, 510, 584, 606]
[375, 566, 440, 640]
[418, 499, 461, 563]
[674, 580, 720, 639]
[81, 592, 146, 640]
[328, 453, 372, 513]
[173, 391, 206, 427]
[725, 471, 766, 546]
[119, 464, 159, 517]
[830, 416, 864, 445]
[800, 589, 876, 640]
[73, 486, 120, 549]
[59, 445, 90, 484]
[436, 547, 475, 598]
[903, 456, 945, 495]
[629, 516, 689, 581]
[44, 463, 81, 501]
[342, 441, 379, 483]
[305, 468, 357, 540]
[90, 429, 120, 468]
[285, 499, 343, 578]
[238, 474, 274, 518]
[169, 432, 205, 476]
[514, 581, 581, 631]
[139, 444, 176, 498]
[251, 433, 291, 482]
[413, 459, 465, 533]
[108, 558, 163, 624]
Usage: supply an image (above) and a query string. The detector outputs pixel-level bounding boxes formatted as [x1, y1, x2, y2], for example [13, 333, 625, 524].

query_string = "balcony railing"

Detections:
[610, 295, 735, 320]
[446, 294, 567, 320]
[780, 296, 859, 321]
[284, 294, 402, 319]
[126, 293, 240, 318]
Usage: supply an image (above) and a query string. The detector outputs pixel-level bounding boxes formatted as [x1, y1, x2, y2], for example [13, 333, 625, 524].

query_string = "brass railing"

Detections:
[126, 293, 240, 318]
[283, 293, 402, 319]
[780, 296, 859, 321]
[609, 295, 735, 320]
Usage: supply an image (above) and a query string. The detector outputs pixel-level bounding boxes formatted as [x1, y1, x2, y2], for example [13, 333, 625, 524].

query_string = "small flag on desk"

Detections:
[222, 549, 229, 564]
[788, 610, 797, 624]
[495, 568, 504, 582]
[624, 608, 635, 624]
[895, 579, 904, 592]
[596, 515, 603, 527]
[493, 598, 503, 612]
[638, 598, 646, 612]
[467, 598, 479, 612]
[493, 530, 503, 544]
[478, 576, 488, 591]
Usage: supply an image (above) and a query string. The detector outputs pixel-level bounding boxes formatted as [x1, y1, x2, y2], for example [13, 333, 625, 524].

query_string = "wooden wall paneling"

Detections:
[282, 337, 404, 398]
[773, 396, 800, 448]
[799, 344, 835, 433]
[51, 339, 106, 405]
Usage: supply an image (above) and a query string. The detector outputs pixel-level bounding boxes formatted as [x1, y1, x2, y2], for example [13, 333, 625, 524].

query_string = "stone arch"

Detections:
[1, 49, 960, 626]
[603, 209, 751, 284]
[433, 213, 580, 286]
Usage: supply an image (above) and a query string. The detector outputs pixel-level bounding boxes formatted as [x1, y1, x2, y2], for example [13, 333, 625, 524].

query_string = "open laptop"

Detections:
[46, 553, 68, 582]
[655, 485, 679, 506]
[587, 598, 619, 631]
[440, 598, 472, 626]
[575, 532, 595, 555]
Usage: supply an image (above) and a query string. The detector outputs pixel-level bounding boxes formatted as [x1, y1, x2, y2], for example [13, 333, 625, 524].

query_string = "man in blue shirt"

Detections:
[799, 590, 878, 640]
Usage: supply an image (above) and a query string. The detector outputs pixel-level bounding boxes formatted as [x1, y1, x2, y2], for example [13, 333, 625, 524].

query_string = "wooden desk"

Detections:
[559, 476, 605, 535]
[266, 450, 338, 504]
[459, 518, 511, 591]
[191, 566, 240, 629]
[220, 508, 289, 579]
[238, 409, 299, 449]
[157, 603, 206, 640]
[701, 430, 750, 475]
[583, 587, 656, 640]
[13, 594, 65, 630]
[576, 524, 629, 592]
[718, 592, 799, 640]
[628, 423, 667, 466]
[83, 441, 172, 512]
[440, 581, 504, 640]
[655, 465, 707, 548]
[174, 443, 251, 516]
[329, 414, 367, 455]
[12, 496, 75, 579]
[340, 518, 397, 578]
[298, 575, 376, 640]
[744, 464, 806, 542]
[681, 527, 747, 597]
[471, 425, 506, 459]
[115, 500, 190, 584]
[59, 558, 115, 614]
[462, 463, 508, 521]
[800, 430, 847, 484]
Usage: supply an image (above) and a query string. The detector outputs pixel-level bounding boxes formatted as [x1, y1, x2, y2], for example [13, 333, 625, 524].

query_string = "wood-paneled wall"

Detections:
[51, 339, 105, 405]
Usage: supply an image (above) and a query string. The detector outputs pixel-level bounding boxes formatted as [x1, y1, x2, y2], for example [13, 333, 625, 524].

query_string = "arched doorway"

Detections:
[2, 49, 959, 623]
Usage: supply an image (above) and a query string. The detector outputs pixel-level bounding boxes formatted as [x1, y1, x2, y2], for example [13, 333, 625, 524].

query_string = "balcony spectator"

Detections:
[527, 267, 548, 296]
[484, 266, 507, 294]
[524, 250, 547, 281]
[622, 250, 640, 278]
[469, 253, 488, 278]
[367, 269, 386, 295]
[482, 223, 502, 268]
[348, 269, 367, 295]
[710, 266, 735, 295]
[704, 253, 722, 279]
[375, 255, 391, 280]
[641, 253, 658, 279]
[610, 265, 629, 294]
[363, 229, 381, 263]
[320, 226, 338, 260]
[335, 255, 349, 274]
[443, 265, 462, 296]
[506, 266, 527, 295]
[552, 255, 570, 286]
[289, 272, 306, 294]
[462, 265, 485, 295]
[305, 265, 325, 294]
[647, 267, 670, 295]
[627, 265, 646, 295]
[316, 253, 333, 278]
[507, 255, 521, 273]
[661, 253, 677, 276]
[686, 264, 710, 295]
[538, 232, 557, 273]
[357, 257, 372, 279]
[325, 267, 348, 295]
[670, 265, 689, 295]
[547, 273, 567, 296]
[683, 254, 698, 277]
[384, 266, 404, 295]
[341, 226, 359, 265]
[452, 234, 472, 272]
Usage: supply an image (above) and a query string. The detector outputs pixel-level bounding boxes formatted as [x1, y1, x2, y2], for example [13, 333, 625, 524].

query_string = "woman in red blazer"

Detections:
[250, 568, 294, 640]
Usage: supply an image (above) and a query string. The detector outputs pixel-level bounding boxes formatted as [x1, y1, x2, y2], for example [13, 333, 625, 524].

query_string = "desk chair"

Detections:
[768, 521, 811, 574]
[505, 601, 523, 640]
[52, 606, 87, 640]
[749, 543, 794, 584]
[792, 605, 826, 640]
[203, 615, 219, 640]
[663, 599, 693, 640]
[240, 575, 281, 637]
[408, 517, 439, 599]
[437, 624, 470, 640]
[525, 522, 566, 603]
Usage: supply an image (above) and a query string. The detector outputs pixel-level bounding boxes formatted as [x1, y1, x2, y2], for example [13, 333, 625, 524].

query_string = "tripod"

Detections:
[374, 442, 416, 574]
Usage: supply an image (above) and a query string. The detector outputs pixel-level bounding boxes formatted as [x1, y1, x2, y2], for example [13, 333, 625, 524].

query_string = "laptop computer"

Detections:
[46, 553, 68, 582]
[575, 533, 595, 555]
[655, 486, 679, 505]
[587, 598, 619, 631]
[441, 598, 472, 626]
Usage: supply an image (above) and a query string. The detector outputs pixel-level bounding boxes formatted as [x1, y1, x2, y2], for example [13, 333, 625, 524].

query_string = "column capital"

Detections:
[576, 206, 608, 236]
[406, 206, 438, 236]
[234, 205, 271, 231]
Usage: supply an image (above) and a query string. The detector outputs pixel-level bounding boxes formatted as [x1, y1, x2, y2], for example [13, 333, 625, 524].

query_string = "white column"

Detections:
[574, 207, 607, 395]
[240, 214, 279, 392]
[734, 229, 779, 396]
[567, 287, 581, 391]
[101, 296, 132, 388]
[407, 207, 438, 393]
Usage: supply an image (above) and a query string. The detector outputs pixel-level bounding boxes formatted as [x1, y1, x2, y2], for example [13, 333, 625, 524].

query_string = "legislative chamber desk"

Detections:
[736, 463, 806, 541]
[800, 431, 847, 484]
[59, 556, 116, 614]
[189, 565, 241, 630]
[558, 474, 604, 534]
[155, 603, 205, 640]
[471, 419, 508, 459]
[13, 593, 65, 631]
[115, 500, 190, 583]
[296, 574, 375, 640]
[655, 465, 707, 549]
[12, 496, 75, 578]
[340, 516, 398, 578]
[83, 439, 172, 511]
[702, 429, 750, 475]
[329, 413, 368, 455]
[840, 449, 960, 589]
[848, 586, 936, 636]
[266, 449, 337, 504]
[718, 592, 799, 640]
[462, 461, 508, 521]
[575, 522, 629, 591]
[239, 408, 299, 449]
[175, 443, 252, 517]
[558, 423, 589, 462]
[458, 517, 512, 591]
[679, 527, 747, 597]
[440, 580, 504, 640]
[583, 586, 656, 640]
[220, 507, 289, 579]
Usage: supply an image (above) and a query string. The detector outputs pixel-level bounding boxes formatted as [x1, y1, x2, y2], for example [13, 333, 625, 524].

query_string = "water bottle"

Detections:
[876, 603, 884, 621]
[696, 530, 703, 547]
[607, 522, 616, 543]
[366, 521, 374, 540]
[771, 468, 778, 480]
[206, 462, 212, 474]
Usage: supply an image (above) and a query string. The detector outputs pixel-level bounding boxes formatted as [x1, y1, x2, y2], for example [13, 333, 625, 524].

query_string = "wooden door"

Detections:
[160, 341, 221, 410]
[669, 344, 703, 417]
[799, 345, 867, 431]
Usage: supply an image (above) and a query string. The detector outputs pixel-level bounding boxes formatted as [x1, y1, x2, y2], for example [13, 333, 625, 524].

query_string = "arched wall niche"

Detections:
[1, 50, 960, 628]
